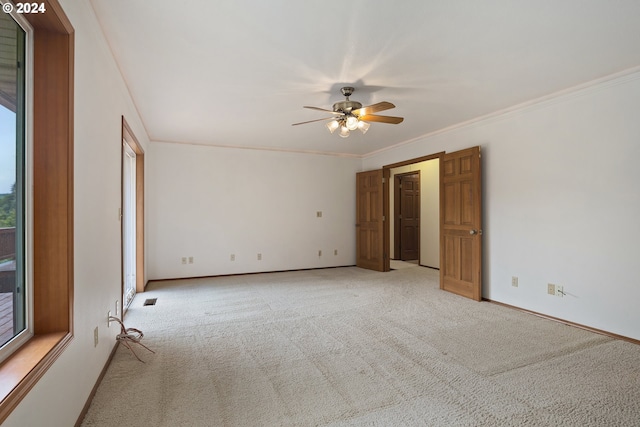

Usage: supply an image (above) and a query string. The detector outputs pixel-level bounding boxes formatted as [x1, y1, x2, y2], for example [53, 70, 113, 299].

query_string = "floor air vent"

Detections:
[143, 298, 157, 306]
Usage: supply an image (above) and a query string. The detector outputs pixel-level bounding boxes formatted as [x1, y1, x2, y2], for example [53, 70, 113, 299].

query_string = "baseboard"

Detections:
[485, 299, 640, 346]
[147, 265, 357, 284]
[74, 342, 119, 427]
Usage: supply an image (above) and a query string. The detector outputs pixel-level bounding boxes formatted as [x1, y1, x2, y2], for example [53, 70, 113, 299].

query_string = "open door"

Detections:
[356, 170, 386, 271]
[440, 147, 482, 301]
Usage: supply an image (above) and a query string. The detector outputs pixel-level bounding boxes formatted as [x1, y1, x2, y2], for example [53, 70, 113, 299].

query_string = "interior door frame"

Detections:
[382, 152, 445, 272]
[121, 117, 145, 313]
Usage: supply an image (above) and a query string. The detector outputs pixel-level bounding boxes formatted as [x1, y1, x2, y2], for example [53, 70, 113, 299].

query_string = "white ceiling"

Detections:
[90, 0, 640, 157]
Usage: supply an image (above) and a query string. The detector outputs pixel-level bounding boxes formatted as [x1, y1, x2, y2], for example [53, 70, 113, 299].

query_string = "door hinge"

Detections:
[382, 177, 386, 184]
[398, 214, 402, 219]
[399, 185, 402, 189]
[382, 216, 386, 222]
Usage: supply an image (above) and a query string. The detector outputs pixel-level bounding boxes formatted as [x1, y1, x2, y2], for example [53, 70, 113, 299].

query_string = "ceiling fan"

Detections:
[292, 87, 404, 138]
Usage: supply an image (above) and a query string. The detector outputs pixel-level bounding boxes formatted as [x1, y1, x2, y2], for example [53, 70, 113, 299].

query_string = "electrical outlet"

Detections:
[230, 254, 235, 261]
[556, 285, 564, 297]
[257, 253, 262, 260]
[181, 257, 187, 264]
[188, 256, 194, 264]
[547, 283, 556, 295]
[94, 326, 99, 347]
[317, 211, 322, 218]
[511, 276, 518, 287]
[107, 310, 111, 328]
[334, 249, 338, 256]
[318, 250, 322, 257]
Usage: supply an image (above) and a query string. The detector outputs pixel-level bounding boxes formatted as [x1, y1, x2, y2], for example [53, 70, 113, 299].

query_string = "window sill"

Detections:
[0, 332, 72, 422]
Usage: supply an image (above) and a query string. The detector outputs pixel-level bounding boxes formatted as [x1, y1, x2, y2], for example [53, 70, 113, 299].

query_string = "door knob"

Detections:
[470, 229, 478, 235]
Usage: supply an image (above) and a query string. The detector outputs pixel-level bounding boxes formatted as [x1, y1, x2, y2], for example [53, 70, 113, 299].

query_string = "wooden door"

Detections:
[400, 174, 420, 261]
[440, 147, 482, 301]
[356, 170, 385, 271]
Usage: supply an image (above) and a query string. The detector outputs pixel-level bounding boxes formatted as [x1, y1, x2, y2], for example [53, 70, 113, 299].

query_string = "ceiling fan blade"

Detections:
[292, 117, 337, 126]
[303, 106, 344, 115]
[359, 114, 404, 124]
[352, 101, 395, 116]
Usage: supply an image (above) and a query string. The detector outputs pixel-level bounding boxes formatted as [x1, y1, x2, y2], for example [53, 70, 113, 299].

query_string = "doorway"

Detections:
[121, 117, 145, 314]
[122, 141, 136, 309]
[394, 172, 420, 261]
[388, 157, 441, 269]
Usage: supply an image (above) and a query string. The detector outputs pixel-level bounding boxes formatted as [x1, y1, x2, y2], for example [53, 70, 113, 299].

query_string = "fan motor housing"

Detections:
[333, 100, 362, 113]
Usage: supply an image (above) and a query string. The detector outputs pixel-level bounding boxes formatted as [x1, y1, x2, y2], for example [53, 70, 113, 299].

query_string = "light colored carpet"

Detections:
[390, 260, 419, 270]
[81, 267, 640, 426]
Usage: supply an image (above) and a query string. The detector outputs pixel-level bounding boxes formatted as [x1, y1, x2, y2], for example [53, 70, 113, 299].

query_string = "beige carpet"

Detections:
[81, 267, 640, 426]
[389, 260, 419, 270]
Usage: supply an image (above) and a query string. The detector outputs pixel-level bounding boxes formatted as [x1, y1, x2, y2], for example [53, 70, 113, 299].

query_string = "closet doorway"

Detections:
[393, 172, 420, 262]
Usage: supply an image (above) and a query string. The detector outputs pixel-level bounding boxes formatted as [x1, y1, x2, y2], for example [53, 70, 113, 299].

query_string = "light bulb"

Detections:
[326, 120, 340, 133]
[339, 126, 350, 138]
[346, 115, 359, 131]
[358, 121, 370, 134]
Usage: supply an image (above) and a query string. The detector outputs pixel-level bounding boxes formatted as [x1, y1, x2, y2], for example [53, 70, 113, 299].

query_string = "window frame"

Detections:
[0, 0, 74, 423]
[0, 1, 34, 364]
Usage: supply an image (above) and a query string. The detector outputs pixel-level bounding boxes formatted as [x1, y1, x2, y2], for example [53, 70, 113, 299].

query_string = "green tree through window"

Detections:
[0, 183, 16, 228]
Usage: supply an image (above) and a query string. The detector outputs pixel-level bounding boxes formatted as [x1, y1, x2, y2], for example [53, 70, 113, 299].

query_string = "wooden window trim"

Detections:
[0, 1, 74, 423]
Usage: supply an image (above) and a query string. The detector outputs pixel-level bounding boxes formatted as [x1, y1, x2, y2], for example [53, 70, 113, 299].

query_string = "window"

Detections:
[0, 0, 74, 423]
[0, 2, 28, 363]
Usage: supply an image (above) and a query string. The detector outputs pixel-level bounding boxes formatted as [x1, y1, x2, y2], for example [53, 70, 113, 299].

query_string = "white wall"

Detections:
[3, 1, 150, 426]
[364, 71, 640, 341]
[147, 142, 360, 280]
[389, 160, 440, 268]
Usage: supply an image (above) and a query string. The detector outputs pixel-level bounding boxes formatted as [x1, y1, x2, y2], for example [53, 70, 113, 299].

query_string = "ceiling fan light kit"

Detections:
[292, 86, 404, 138]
